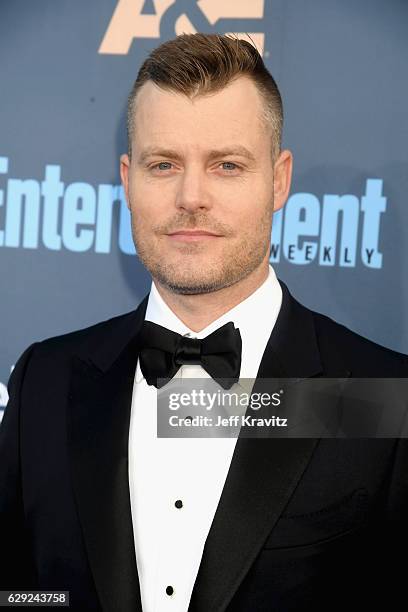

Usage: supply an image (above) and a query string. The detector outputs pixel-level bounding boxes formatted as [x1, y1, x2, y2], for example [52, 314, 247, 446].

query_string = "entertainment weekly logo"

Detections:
[0, 155, 387, 268]
[98, 0, 267, 55]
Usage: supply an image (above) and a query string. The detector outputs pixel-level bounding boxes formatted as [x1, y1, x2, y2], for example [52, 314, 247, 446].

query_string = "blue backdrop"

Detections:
[1, 0, 407, 417]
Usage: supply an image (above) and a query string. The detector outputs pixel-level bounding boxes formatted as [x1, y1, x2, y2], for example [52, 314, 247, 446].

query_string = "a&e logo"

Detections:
[99, 0, 266, 55]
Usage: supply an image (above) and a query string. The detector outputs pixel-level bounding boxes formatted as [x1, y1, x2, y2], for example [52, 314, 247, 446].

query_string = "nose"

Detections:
[175, 165, 212, 213]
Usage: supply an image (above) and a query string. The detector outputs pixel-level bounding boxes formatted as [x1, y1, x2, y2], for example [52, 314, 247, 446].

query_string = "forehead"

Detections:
[132, 76, 269, 154]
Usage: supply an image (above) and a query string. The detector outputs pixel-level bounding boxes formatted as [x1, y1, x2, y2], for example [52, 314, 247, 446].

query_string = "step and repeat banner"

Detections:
[1, 0, 407, 416]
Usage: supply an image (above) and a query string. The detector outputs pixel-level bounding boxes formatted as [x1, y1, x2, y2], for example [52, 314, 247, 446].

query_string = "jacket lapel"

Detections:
[67, 298, 148, 612]
[188, 280, 346, 612]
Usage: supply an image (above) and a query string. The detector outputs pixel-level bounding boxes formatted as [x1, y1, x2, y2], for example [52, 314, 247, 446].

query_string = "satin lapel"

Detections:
[189, 281, 348, 612]
[67, 298, 148, 612]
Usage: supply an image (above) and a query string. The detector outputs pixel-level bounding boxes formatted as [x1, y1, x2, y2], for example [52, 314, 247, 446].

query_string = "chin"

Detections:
[150, 265, 220, 294]
[159, 266, 246, 295]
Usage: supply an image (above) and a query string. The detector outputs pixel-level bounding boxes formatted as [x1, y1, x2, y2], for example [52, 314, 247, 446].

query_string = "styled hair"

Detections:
[127, 33, 283, 160]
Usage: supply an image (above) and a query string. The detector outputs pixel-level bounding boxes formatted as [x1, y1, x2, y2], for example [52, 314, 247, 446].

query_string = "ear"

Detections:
[120, 153, 131, 210]
[273, 149, 293, 212]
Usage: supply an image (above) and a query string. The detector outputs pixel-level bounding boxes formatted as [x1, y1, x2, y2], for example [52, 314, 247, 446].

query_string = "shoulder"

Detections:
[278, 279, 408, 377]
[35, 309, 138, 358]
[12, 298, 148, 382]
[311, 308, 408, 376]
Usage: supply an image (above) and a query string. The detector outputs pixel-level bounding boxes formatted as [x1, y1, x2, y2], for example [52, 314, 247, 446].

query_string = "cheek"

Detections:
[129, 184, 170, 221]
[230, 188, 272, 225]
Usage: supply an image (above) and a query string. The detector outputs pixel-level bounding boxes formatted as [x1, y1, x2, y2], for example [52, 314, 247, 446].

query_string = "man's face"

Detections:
[120, 75, 292, 294]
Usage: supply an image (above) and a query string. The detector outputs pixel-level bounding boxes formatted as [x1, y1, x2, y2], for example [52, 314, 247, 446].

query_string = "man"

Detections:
[1, 33, 407, 612]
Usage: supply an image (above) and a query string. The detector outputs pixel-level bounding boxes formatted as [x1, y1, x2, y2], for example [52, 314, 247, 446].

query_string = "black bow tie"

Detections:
[138, 321, 242, 389]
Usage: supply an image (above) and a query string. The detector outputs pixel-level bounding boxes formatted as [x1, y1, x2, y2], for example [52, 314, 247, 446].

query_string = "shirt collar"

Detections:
[135, 265, 282, 383]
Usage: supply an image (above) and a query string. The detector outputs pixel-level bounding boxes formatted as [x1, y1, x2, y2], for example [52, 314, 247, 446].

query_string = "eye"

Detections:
[152, 162, 173, 171]
[220, 162, 239, 172]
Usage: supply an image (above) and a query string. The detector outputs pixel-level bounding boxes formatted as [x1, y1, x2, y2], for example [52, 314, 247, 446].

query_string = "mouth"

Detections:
[166, 230, 223, 242]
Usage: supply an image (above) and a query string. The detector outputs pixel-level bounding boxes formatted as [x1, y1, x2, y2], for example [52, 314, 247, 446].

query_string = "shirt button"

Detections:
[166, 585, 174, 596]
[175, 499, 183, 509]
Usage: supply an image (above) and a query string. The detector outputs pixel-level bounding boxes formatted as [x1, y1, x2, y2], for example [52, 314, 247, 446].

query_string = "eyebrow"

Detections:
[136, 146, 257, 165]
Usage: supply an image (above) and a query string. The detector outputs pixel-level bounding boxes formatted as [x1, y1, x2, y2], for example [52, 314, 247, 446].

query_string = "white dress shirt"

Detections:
[128, 265, 282, 611]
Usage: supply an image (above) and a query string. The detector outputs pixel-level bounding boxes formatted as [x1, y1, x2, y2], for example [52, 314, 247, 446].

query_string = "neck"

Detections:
[153, 261, 270, 332]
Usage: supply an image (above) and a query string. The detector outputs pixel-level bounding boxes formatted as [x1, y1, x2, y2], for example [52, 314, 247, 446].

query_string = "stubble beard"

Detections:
[131, 209, 273, 295]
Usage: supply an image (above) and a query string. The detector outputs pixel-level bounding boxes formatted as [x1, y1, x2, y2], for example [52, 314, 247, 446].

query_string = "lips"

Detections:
[167, 230, 221, 236]
[166, 230, 222, 241]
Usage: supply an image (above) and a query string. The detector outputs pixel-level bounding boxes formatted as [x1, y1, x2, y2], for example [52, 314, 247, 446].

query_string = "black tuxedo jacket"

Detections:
[1, 280, 408, 611]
